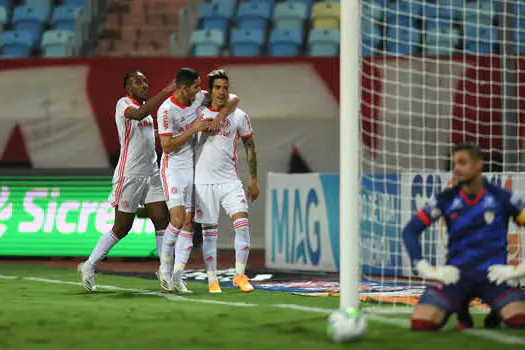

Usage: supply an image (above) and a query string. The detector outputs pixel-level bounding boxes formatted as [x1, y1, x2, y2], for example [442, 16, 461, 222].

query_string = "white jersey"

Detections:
[113, 96, 159, 180]
[195, 107, 254, 185]
[157, 91, 207, 169]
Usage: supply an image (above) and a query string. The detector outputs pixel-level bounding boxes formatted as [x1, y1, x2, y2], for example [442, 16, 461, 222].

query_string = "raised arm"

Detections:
[125, 80, 177, 121]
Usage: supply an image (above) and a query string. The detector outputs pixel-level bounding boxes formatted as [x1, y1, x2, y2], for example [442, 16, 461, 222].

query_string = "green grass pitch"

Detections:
[0, 264, 524, 350]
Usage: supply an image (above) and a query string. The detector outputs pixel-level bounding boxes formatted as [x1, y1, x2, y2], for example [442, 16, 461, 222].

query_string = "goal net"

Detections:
[359, 0, 525, 311]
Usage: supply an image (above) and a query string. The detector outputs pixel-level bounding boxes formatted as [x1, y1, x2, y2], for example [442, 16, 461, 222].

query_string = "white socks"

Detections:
[202, 228, 219, 285]
[172, 230, 193, 281]
[87, 230, 120, 270]
[233, 218, 250, 276]
[155, 230, 165, 258]
[160, 224, 179, 271]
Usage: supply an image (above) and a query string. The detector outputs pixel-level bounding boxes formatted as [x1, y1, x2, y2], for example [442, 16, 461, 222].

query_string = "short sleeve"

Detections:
[195, 90, 207, 107]
[416, 194, 444, 227]
[238, 112, 253, 139]
[117, 98, 137, 119]
[507, 191, 525, 224]
[157, 104, 175, 136]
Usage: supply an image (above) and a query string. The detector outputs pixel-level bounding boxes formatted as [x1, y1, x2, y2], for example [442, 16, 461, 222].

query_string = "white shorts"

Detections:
[194, 182, 249, 224]
[160, 166, 194, 211]
[108, 175, 165, 213]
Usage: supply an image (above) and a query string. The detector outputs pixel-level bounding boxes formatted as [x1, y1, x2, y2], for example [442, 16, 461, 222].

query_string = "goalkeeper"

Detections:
[402, 142, 525, 330]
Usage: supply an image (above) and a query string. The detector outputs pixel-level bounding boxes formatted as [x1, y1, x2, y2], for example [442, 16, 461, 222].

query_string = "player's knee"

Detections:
[411, 318, 442, 331]
[169, 209, 185, 229]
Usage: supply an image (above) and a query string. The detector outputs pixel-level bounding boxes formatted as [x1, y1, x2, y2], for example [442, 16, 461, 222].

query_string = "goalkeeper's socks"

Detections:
[172, 230, 194, 281]
[506, 314, 525, 329]
[411, 319, 440, 331]
[233, 218, 250, 276]
[155, 230, 165, 258]
[87, 230, 120, 268]
[202, 228, 219, 284]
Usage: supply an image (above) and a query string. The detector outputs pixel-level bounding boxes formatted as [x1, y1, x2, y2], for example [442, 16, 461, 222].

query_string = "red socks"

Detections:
[506, 314, 525, 329]
[411, 319, 440, 331]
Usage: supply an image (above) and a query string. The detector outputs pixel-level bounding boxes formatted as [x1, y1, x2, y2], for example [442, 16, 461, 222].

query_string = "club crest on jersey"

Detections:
[196, 208, 203, 218]
[171, 187, 178, 194]
[122, 201, 129, 209]
[484, 210, 495, 224]
[220, 119, 230, 128]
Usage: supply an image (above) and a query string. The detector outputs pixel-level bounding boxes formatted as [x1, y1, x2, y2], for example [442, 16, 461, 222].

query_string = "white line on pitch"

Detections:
[1, 274, 525, 345]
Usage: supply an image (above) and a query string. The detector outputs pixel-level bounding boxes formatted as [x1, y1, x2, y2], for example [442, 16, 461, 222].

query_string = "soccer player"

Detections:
[194, 69, 258, 294]
[77, 70, 175, 291]
[402, 142, 525, 330]
[156, 68, 239, 292]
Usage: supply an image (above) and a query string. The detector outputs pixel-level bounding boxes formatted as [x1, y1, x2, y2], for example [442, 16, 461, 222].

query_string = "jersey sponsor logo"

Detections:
[137, 120, 154, 127]
[163, 110, 169, 129]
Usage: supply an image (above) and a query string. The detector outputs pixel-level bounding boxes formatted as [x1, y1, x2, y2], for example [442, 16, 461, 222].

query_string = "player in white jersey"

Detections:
[194, 70, 259, 293]
[78, 70, 176, 292]
[156, 68, 240, 293]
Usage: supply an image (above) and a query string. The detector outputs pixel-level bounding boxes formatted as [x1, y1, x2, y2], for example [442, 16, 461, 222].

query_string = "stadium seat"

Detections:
[52, 5, 83, 32]
[514, 17, 525, 54]
[41, 29, 74, 57]
[230, 28, 264, 56]
[0, 6, 6, 33]
[362, 23, 381, 57]
[190, 29, 224, 56]
[12, 5, 47, 47]
[425, 26, 460, 56]
[362, 0, 385, 22]
[386, 25, 421, 56]
[465, 24, 498, 54]
[423, 0, 460, 29]
[273, 2, 307, 30]
[307, 28, 339, 56]
[199, 2, 234, 35]
[0, 0, 11, 15]
[23, 0, 52, 19]
[0, 30, 32, 57]
[311, 2, 340, 29]
[237, 2, 272, 31]
[386, 0, 422, 27]
[269, 28, 302, 56]
[62, 0, 86, 7]
[286, 0, 314, 15]
[465, 0, 495, 25]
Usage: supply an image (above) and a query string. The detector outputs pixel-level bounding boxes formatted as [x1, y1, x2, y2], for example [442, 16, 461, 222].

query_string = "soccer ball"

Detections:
[326, 307, 367, 343]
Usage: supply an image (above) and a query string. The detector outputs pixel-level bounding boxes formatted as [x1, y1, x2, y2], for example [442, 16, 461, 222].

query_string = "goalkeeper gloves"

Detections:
[487, 264, 525, 286]
[415, 260, 460, 285]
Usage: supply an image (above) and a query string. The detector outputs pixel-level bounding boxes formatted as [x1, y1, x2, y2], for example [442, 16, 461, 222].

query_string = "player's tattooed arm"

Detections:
[243, 136, 259, 201]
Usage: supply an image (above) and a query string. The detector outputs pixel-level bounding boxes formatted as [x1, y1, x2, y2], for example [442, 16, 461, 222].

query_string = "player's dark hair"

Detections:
[452, 142, 484, 160]
[124, 70, 142, 88]
[208, 69, 229, 91]
[176, 68, 200, 88]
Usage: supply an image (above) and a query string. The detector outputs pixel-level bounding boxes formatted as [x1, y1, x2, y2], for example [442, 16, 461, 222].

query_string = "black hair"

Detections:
[208, 69, 229, 91]
[124, 70, 142, 88]
[452, 142, 484, 160]
[176, 68, 200, 88]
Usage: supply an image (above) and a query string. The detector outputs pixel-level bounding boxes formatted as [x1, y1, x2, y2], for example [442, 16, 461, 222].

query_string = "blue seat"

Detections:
[386, 0, 422, 26]
[0, 6, 6, 30]
[465, 0, 496, 25]
[190, 29, 224, 57]
[230, 28, 264, 56]
[362, 24, 381, 57]
[0, 0, 11, 15]
[386, 26, 421, 56]
[12, 5, 47, 47]
[465, 24, 498, 54]
[308, 28, 339, 56]
[23, 0, 52, 19]
[210, 0, 236, 14]
[425, 26, 460, 56]
[41, 29, 74, 57]
[269, 28, 302, 56]
[52, 5, 83, 32]
[273, 2, 307, 29]
[237, 2, 272, 31]
[362, 0, 385, 22]
[199, 2, 234, 34]
[285, 0, 314, 15]
[423, 0, 459, 29]
[0, 30, 32, 57]
[62, 0, 85, 7]
[514, 18, 525, 54]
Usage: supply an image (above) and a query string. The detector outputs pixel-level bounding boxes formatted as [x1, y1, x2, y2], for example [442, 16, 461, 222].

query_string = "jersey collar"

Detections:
[460, 188, 486, 206]
[126, 96, 141, 106]
[170, 95, 190, 109]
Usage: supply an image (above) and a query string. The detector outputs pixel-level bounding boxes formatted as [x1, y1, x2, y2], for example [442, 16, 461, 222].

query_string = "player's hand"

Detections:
[415, 260, 460, 285]
[247, 177, 259, 202]
[164, 79, 177, 93]
[193, 115, 212, 132]
[488, 264, 525, 286]
[209, 115, 224, 133]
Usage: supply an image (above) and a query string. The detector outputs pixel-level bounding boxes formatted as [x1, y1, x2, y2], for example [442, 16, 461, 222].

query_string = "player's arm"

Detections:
[207, 92, 240, 132]
[159, 116, 211, 154]
[242, 135, 258, 201]
[402, 196, 459, 285]
[488, 191, 525, 285]
[125, 80, 177, 121]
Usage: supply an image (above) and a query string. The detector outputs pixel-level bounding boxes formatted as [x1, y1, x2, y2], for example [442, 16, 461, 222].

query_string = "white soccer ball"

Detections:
[327, 307, 367, 343]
